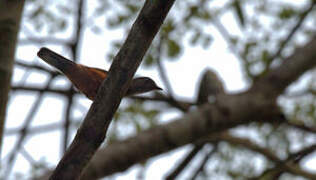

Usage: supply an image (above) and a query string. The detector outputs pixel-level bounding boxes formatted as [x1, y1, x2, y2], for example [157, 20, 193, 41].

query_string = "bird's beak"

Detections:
[155, 86, 163, 91]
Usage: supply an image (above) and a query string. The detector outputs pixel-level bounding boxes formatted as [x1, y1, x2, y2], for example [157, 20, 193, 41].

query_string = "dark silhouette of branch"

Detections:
[156, 36, 174, 97]
[189, 144, 217, 180]
[155, 35, 189, 112]
[130, 93, 193, 111]
[250, 144, 316, 180]
[49, 1, 176, 179]
[214, 133, 316, 180]
[10, 85, 74, 96]
[5, 122, 62, 136]
[289, 144, 316, 163]
[268, 144, 316, 179]
[251, 35, 316, 96]
[165, 143, 205, 180]
[15, 60, 59, 75]
[283, 121, 316, 134]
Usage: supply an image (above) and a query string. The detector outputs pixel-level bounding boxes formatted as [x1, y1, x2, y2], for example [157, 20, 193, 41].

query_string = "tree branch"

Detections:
[251, 36, 316, 96]
[10, 85, 74, 95]
[15, 60, 59, 75]
[215, 133, 316, 180]
[265, 2, 316, 68]
[131, 92, 193, 112]
[0, 0, 25, 155]
[49, 0, 176, 179]
[80, 95, 283, 179]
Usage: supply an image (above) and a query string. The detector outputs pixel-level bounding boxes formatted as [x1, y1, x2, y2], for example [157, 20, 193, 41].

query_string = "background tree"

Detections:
[2, 0, 316, 179]
[0, 0, 25, 155]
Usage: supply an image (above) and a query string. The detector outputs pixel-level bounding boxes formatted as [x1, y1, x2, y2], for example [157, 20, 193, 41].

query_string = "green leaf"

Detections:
[261, 50, 270, 64]
[278, 7, 296, 19]
[199, 11, 211, 20]
[144, 54, 155, 66]
[167, 39, 181, 58]
[162, 20, 175, 35]
[190, 6, 198, 16]
[126, 4, 139, 13]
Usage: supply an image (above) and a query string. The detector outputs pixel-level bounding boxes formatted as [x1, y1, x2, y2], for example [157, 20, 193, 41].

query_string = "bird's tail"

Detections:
[37, 47, 75, 73]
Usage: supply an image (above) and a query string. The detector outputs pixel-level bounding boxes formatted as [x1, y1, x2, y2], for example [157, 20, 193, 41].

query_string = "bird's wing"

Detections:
[37, 47, 108, 100]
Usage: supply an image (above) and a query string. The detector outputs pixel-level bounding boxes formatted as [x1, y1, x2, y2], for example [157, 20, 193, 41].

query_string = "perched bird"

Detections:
[196, 69, 225, 105]
[37, 47, 162, 100]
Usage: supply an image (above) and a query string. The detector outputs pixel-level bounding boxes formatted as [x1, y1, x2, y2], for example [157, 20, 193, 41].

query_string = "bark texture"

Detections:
[0, 0, 25, 153]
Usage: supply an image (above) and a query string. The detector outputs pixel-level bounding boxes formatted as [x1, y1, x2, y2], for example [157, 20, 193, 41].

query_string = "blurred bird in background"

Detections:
[37, 47, 162, 100]
[196, 69, 225, 105]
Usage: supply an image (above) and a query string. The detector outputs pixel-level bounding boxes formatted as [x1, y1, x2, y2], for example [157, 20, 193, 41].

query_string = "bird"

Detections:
[196, 69, 225, 105]
[37, 47, 162, 100]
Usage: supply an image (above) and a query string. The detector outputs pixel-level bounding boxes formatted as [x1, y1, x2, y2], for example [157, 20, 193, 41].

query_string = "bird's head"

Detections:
[127, 77, 162, 96]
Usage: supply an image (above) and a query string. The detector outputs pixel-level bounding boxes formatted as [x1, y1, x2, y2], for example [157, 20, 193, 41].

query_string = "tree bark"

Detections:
[0, 0, 25, 154]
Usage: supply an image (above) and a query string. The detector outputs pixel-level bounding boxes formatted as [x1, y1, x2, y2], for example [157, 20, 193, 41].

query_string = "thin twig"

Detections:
[5, 122, 62, 136]
[10, 86, 75, 96]
[130, 93, 193, 112]
[216, 133, 316, 180]
[155, 35, 189, 112]
[166, 143, 205, 180]
[156, 36, 174, 97]
[15, 60, 59, 75]
[189, 144, 217, 180]
[20, 147, 37, 166]
[284, 121, 316, 134]
[251, 144, 316, 179]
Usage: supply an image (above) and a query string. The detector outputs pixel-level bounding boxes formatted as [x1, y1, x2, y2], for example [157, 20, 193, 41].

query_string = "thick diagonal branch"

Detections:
[49, 0, 176, 179]
[251, 36, 316, 96]
[80, 90, 282, 179]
